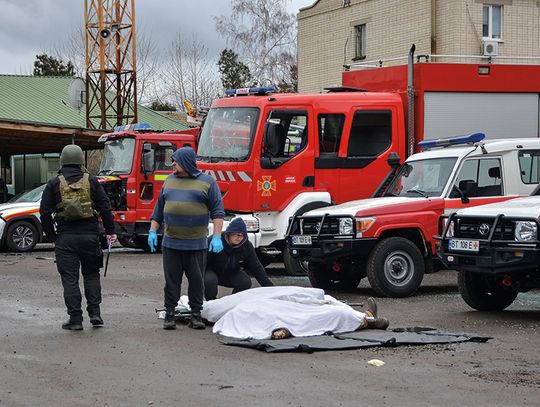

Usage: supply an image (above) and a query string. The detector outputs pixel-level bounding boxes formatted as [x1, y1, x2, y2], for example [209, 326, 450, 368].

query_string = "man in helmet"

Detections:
[40, 144, 117, 331]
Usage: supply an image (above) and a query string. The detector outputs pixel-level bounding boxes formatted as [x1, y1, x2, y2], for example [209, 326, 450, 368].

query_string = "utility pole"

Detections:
[85, 0, 138, 130]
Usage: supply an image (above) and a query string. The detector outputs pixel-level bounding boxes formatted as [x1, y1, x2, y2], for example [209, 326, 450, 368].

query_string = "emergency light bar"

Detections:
[113, 122, 151, 132]
[418, 132, 485, 150]
[225, 87, 276, 96]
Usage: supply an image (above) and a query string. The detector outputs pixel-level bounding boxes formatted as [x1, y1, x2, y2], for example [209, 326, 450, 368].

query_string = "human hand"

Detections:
[148, 230, 158, 253]
[208, 235, 223, 253]
[107, 234, 117, 245]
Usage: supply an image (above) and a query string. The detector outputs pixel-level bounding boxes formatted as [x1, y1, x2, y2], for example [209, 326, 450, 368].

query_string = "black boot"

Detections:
[188, 312, 205, 330]
[163, 311, 176, 330]
[62, 320, 83, 330]
[89, 315, 104, 327]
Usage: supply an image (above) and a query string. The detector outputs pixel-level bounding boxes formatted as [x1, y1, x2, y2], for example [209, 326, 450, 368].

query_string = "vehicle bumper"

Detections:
[438, 240, 539, 274]
[115, 221, 153, 238]
[0, 217, 6, 246]
[287, 237, 378, 262]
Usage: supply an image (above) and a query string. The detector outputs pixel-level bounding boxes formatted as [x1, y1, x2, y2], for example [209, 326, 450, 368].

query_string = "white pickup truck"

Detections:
[437, 184, 540, 311]
[287, 135, 540, 298]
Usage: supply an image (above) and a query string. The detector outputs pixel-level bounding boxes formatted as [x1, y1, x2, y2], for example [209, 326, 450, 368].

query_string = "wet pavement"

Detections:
[1, 247, 539, 406]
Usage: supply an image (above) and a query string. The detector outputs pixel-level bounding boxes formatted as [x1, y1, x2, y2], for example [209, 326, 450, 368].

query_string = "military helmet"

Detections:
[60, 144, 85, 166]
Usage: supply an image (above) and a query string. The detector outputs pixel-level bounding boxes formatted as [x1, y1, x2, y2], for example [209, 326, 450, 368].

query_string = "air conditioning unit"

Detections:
[482, 40, 499, 56]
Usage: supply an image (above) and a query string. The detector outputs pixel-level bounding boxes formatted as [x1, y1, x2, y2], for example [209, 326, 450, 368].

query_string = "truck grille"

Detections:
[294, 217, 340, 236]
[457, 217, 514, 240]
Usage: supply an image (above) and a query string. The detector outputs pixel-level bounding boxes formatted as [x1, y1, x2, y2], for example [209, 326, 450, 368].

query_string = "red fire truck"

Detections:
[97, 123, 198, 249]
[196, 49, 540, 274]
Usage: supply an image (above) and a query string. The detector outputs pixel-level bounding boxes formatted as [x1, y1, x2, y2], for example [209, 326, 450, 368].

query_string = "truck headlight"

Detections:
[514, 221, 537, 242]
[442, 218, 455, 237]
[355, 217, 375, 238]
[243, 219, 259, 232]
[338, 218, 353, 235]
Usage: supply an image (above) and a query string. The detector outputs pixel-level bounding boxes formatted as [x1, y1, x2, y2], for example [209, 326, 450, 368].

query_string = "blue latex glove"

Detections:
[208, 235, 223, 253]
[148, 230, 158, 253]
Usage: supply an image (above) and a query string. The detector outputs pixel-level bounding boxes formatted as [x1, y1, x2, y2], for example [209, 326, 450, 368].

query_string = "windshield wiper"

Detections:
[98, 169, 113, 175]
[407, 189, 429, 198]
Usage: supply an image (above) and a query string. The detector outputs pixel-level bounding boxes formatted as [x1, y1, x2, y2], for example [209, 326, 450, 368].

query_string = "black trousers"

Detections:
[204, 268, 252, 300]
[162, 247, 206, 314]
[55, 234, 103, 322]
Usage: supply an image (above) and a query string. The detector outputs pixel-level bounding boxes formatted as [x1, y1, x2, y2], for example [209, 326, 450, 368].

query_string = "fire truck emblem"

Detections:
[257, 176, 276, 196]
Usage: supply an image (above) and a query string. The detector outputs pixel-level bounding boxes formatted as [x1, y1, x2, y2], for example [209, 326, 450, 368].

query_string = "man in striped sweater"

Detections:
[148, 146, 225, 330]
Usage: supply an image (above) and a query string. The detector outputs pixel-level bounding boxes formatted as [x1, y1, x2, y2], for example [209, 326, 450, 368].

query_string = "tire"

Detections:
[118, 236, 137, 248]
[282, 248, 308, 276]
[366, 237, 425, 298]
[5, 221, 39, 252]
[307, 260, 362, 291]
[457, 271, 518, 311]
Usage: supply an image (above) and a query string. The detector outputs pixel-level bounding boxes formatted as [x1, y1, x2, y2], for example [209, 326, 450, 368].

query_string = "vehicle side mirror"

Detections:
[387, 152, 401, 169]
[458, 179, 477, 204]
[142, 143, 154, 174]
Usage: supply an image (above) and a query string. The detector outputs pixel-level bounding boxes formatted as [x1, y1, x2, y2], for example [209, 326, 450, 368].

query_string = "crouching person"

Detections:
[204, 218, 274, 300]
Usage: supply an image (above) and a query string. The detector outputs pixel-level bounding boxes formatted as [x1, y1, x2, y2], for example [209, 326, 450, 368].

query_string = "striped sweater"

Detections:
[151, 173, 225, 250]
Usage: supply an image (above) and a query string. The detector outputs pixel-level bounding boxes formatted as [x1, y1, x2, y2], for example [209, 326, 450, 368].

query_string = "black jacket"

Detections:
[206, 234, 274, 288]
[39, 166, 115, 241]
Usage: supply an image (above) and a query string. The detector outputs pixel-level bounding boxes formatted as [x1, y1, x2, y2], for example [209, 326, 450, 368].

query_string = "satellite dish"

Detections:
[68, 77, 86, 112]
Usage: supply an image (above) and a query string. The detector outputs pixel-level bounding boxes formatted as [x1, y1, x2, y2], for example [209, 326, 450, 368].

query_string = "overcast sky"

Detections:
[0, 0, 314, 75]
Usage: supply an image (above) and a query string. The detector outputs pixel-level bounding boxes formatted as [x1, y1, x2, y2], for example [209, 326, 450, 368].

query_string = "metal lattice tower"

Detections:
[85, 0, 138, 129]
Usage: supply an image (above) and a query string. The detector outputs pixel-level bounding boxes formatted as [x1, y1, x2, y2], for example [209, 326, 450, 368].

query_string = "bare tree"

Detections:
[162, 32, 221, 111]
[215, 0, 297, 87]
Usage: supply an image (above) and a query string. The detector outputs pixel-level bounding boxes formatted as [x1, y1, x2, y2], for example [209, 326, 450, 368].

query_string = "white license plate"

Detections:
[291, 235, 312, 245]
[448, 238, 479, 252]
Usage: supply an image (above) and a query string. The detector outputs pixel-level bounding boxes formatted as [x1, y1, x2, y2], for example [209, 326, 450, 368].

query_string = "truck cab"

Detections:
[197, 87, 406, 273]
[286, 136, 540, 297]
[97, 124, 198, 249]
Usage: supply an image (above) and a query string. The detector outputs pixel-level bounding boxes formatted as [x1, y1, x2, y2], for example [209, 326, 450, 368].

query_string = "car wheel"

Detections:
[307, 260, 362, 291]
[283, 248, 308, 276]
[458, 271, 518, 311]
[118, 236, 137, 248]
[135, 236, 162, 253]
[5, 221, 39, 252]
[366, 237, 425, 297]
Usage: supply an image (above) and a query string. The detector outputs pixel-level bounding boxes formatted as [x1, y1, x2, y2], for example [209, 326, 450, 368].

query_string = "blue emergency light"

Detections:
[418, 132, 486, 150]
[113, 122, 152, 132]
[225, 87, 276, 96]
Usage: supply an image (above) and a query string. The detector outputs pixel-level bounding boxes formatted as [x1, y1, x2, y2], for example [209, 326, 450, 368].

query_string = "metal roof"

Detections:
[0, 75, 188, 155]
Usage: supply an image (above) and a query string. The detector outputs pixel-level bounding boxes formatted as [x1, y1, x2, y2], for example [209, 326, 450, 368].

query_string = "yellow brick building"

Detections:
[298, 0, 540, 93]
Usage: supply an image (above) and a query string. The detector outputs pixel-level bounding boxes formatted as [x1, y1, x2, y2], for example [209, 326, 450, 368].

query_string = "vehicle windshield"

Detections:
[98, 137, 136, 175]
[385, 157, 458, 198]
[196, 107, 259, 162]
[9, 184, 46, 203]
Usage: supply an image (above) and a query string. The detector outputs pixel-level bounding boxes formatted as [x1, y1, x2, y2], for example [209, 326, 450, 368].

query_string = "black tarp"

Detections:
[220, 327, 491, 353]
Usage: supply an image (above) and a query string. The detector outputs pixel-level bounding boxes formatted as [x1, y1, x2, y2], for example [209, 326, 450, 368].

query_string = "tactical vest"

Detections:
[56, 173, 94, 222]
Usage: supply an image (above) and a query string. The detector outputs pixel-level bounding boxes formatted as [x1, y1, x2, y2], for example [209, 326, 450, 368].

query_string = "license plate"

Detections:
[291, 235, 312, 245]
[448, 238, 479, 252]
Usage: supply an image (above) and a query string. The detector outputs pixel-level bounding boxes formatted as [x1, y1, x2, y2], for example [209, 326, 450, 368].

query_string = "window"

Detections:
[483, 4, 502, 39]
[451, 158, 503, 197]
[355, 24, 366, 59]
[154, 145, 175, 171]
[264, 110, 308, 158]
[347, 110, 391, 157]
[318, 114, 345, 156]
[518, 150, 540, 184]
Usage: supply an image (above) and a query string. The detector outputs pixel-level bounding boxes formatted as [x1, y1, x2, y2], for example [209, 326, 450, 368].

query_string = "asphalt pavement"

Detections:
[1, 246, 539, 406]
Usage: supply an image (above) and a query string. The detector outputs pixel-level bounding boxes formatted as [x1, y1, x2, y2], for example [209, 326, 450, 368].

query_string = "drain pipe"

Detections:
[407, 44, 416, 157]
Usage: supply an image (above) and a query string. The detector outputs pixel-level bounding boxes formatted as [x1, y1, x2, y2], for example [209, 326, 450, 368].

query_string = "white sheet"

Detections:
[202, 286, 366, 340]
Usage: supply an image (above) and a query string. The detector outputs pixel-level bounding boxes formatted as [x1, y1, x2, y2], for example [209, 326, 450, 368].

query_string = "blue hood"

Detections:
[171, 146, 200, 177]
[226, 217, 247, 236]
